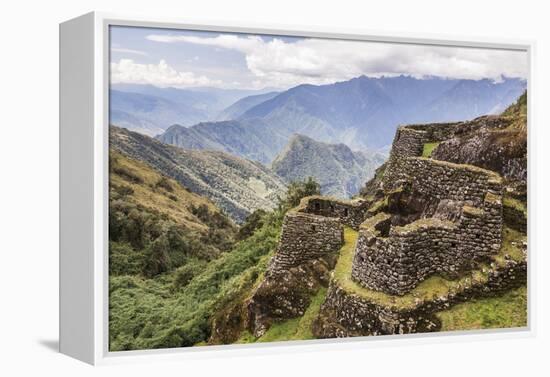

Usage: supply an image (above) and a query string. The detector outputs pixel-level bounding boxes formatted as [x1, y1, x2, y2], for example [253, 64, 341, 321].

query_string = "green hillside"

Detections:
[109, 159, 318, 350]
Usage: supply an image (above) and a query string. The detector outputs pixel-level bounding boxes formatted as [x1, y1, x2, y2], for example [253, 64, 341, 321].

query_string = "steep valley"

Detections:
[110, 125, 287, 223]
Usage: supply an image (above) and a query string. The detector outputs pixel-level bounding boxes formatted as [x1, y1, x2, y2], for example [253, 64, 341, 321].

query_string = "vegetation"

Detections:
[109, 215, 281, 350]
[278, 177, 321, 213]
[502, 91, 527, 117]
[272, 134, 387, 198]
[437, 286, 527, 331]
[503, 195, 527, 216]
[109, 152, 237, 277]
[237, 287, 327, 343]
[422, 142, 440, 158]
[109, 174, 321, 351]
[237, 209, 267, 241]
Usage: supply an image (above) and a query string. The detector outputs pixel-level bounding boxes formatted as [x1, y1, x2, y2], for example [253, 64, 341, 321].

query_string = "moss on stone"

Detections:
[493, 226, 526, 265]
[359, 212, 391, 233]
[367, 197, 388, 214]
[235, 287, 328, 343]
[463, 205, 484, 217]
[392, 217, 455, 234]
[414, 156, 503, 183]
[485, 192, 502, 205]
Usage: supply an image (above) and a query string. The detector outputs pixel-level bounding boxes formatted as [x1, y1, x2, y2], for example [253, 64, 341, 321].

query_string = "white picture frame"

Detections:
[59, 11, 534, 365]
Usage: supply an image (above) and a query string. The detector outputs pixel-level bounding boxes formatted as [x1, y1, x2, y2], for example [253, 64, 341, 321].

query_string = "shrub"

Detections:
[237, 209, 267, 240]
[155, 176, 174, 192]
[143, 235, 172, 277]
[109, 242, 146, 276]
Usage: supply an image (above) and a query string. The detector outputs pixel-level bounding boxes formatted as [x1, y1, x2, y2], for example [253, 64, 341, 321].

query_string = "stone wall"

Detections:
[351, 155, 504, 295]
[314, 255, 527, 338]
[270, 211, 344, 271]
[246, 203, 344, 336]
[351, 190, 503, 295]
[383, 118, 510, 192]
[383, 127, 427, 190]
[299, 196, 369, 230]
[386, 157, 503, 203]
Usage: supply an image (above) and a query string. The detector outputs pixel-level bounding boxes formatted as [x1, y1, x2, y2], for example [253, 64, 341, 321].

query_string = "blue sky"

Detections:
[110, 25, 528, 90]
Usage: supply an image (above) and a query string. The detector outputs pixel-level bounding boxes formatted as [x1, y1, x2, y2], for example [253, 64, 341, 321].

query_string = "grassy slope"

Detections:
[109, 216, 281, 351]
[437, 286, 527, 331]
[110, 126, 287, 223]
[502, 91, 527, 117]
[109, 152, 283, 351]
[110, 150, 225, 231]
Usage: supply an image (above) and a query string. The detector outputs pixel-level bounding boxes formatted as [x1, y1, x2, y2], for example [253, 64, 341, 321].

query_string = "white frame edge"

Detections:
[59, 11, 536, 365]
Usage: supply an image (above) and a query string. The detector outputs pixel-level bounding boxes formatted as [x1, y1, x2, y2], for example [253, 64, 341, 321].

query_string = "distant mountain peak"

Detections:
[272, 134, 387, 199]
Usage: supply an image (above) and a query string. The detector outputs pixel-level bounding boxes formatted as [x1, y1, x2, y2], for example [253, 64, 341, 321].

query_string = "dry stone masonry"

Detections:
[248, 119, 524, 339]
[353, 156, 504, 295]
[270, 210, 343, 271]
[314, 252, 526, 338]
[300, 196, 370, 230]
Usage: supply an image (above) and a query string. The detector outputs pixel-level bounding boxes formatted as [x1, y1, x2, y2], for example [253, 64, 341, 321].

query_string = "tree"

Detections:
[279, 177, 320, 213]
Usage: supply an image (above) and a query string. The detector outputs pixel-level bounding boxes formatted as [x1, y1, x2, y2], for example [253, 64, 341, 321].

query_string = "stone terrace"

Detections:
[350, 123, 505, 295]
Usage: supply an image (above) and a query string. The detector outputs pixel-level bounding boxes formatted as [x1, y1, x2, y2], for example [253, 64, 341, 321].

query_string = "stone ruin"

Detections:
[247, 120, 526, 338]
[269, 196, 370, 272]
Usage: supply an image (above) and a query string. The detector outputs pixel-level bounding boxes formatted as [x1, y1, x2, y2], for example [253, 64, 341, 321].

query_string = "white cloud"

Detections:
[111, 48, 148, 56]
[146, 33, 528, 89]
[110, 59, 222, 88]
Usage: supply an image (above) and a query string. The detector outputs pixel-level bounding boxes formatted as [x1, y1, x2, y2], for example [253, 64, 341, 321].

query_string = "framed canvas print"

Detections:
[60, 12, 532, 365]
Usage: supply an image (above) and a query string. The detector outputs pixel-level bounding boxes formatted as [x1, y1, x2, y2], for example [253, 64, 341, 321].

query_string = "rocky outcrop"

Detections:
[247, 255, 337, 337]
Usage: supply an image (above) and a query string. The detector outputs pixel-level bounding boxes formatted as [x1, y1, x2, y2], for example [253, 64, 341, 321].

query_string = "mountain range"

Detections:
[157, 119, 288, 165]
[145, 76, 525, 156]
[215, 91, 280, 121]
[110, 126, 287, 223]
[110, 84, 275, 136]
[272, 134, 387, 198]
[235, 75, 526, 149]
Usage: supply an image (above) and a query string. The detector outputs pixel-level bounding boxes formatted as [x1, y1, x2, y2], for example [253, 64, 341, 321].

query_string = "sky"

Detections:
[110, 25, 528, 90]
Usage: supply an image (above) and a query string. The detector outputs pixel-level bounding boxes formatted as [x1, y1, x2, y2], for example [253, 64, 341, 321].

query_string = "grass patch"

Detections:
[333, 226, 526, 310]
[437, 285, 527, 331]
[503, 195, 527, 216]
[422, 142, 440, 158]
[236, 287, 328, 344]
[493, 227, 526, 265]
[367, 197, 388, 214]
